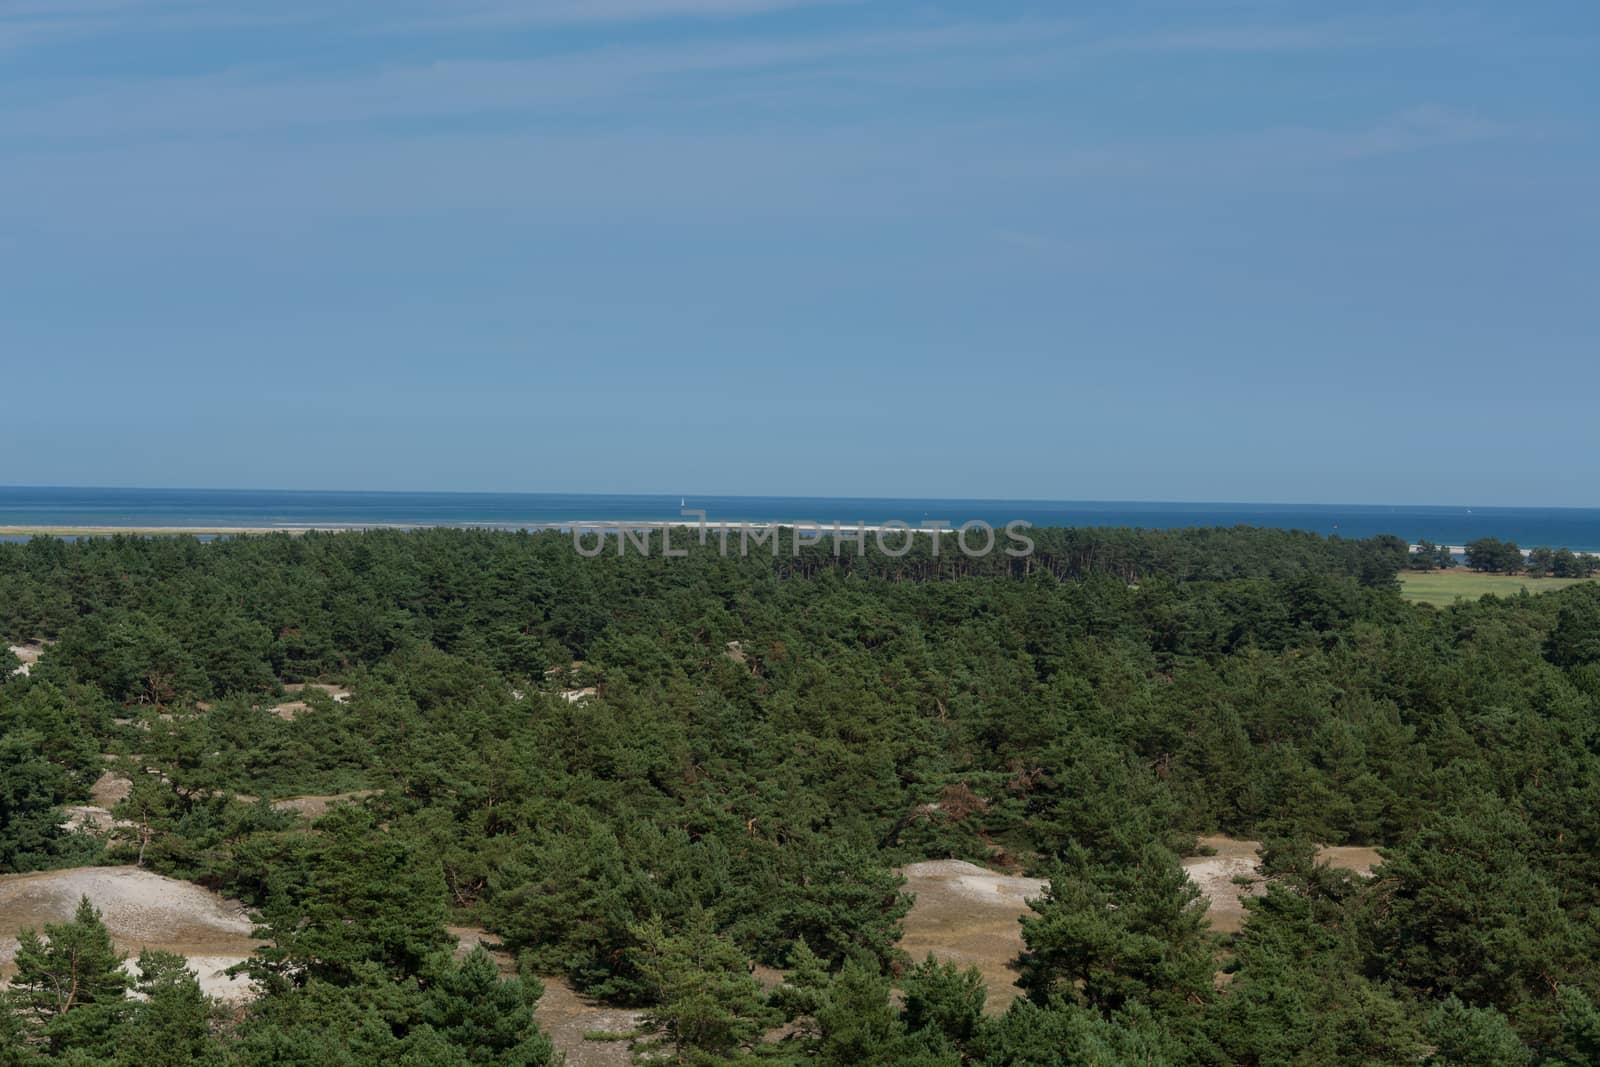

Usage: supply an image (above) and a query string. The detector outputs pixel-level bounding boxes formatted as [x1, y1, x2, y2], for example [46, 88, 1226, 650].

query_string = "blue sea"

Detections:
[2, 486, 1599, 551]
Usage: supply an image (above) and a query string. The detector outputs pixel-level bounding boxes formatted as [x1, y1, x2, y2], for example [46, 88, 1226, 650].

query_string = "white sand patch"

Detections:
[7, 644, 41, 677]
[0, 867, 261, 1003]
[90, 771, 133, 808]
[901, 860, 1048, 906]
[282, 682, 352, 704]
[1315, 844, 1384, 877]
[898, 860, 1048, 1012]
[1181, 837, 1265, 936]
[535, 975, 645, 1067]
[145, 955, 257, 1003]
[269, 791, 377, 819]
[59, 805, 122, 832]
[0, 867, 253, 942]
[271, 682, 353, 719]
[1182, 836, 1384, 934]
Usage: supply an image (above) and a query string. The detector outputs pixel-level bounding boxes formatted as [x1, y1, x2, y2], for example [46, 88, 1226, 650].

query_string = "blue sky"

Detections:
[2, 1, 1596, 505]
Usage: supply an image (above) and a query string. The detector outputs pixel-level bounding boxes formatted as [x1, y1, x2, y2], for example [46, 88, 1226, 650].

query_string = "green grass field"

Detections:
[1399, 568, 1597, 607]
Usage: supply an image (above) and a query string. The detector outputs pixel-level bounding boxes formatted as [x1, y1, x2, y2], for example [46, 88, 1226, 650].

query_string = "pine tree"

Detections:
[7, 896, 131, 1056]
[247, 806, 452, 987]
[115, 950, 221, 1067]
[1423, 996, 1531, 1067]
[632, 911, 773, 1063]
[900, 954, 985, 1048]
[1018, 844, 1213, 1017]
[421, 946, 555, 1066]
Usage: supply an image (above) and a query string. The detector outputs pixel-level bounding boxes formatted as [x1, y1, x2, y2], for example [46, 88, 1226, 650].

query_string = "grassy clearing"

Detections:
[1399, 569, 1597, 607]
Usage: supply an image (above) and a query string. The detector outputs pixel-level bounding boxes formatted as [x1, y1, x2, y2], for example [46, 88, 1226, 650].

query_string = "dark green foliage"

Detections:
[420, 948, 555, 1066]
[1213, 880, 1426, 1065]
[804, 958, 960, 1067]
[1409, 539, 1455, 571]
[1358, 796, 1583, 1042]
[1422, 997, 1530, 1067]
[246, 806, 453, 986]
[632, 911, 773, 1062]
[1465, 537, 1525, 574]
[1545, 585, 1600, 668]
[2, 524, 1599, 1063]
[1018, 845, 1213, 1019]
[115, 950, 223, 1067]
[1526, 547, 1597, 580]
[901, 955, 986, 1048]
[6, 898, 131, 1057]
[0, 681, 103, 873]
[970, 999, 1192, 1066]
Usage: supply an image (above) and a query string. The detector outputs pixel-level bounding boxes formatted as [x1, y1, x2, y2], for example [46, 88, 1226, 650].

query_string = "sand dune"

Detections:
[0, 866, 260, 1002]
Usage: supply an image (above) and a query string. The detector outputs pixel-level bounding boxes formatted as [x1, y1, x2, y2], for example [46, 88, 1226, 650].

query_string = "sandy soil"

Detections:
[271, 683, 353, 720]
[7, 644, 42, 677]
[446, 926, 643, 1067]
[894, 839, 1384, 1011]
[282, 683, 352, 703]
[897, 860, 1048, 1012]
[447, 925, 516, 969]
[1315, 844, 1384, 877]
[535, 976, 645, 1067]
[90, 771, 133, 808]
[269, 791, 376, 819]
[0, 867, 260, 1002]
[59, 805, 121, 832]
[0, 527, 355, 537]
[1181, 836, 1265, 935]
[1181, 837, 1387, 934]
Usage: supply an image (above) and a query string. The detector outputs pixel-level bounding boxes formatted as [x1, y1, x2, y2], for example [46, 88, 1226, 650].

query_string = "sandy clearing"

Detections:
[7, 644, 42, 677]
[535, 976, 645, 1067]
[1181, 837, 1385, 934]
[271, 683, 353, 720]
[282, 682, 352, 703]
[447, 926, 643, 1067]
[59, 805, 122, 832]
[898, 860, 1048, 1013]
[1315, 844, 1384, 877]
[0, 866, 260, 1002]
[269, 791, 377, 819]
[896, 838, 1380, 998]
[447, 925, 516, 971]
[1181, 836, 1265, 935]
[90, 771, 134, 808]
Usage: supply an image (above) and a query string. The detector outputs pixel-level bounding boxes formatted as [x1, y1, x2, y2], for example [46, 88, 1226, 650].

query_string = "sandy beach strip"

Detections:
[0, 520, 973, 538]
[0, 525, 403, 537]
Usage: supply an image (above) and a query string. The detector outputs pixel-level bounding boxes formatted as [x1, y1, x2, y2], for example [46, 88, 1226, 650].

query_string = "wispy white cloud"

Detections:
[0, 8, 1427, 145]
[1102, 24, 1355, 53]
[0, 19, 1080, 138]
[1217, 106, 1523, 167]
[405, 0, 846, 29]
[0, 0, 839, 49]
[0, 5, 1545, 239]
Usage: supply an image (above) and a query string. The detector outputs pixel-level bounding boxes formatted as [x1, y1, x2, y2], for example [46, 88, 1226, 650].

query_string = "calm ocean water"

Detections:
[2, 487, 1599, 551]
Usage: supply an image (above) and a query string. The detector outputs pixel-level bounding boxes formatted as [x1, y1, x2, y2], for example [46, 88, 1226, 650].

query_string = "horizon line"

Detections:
[1, 483, 1597, 513]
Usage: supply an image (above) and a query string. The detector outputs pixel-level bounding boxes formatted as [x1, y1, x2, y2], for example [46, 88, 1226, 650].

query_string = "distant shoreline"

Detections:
[0, 520, 960, 538]
[0, 525, 390, 537]
[4, 487, 1600, 552]
[2, 528, 1595, 556]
